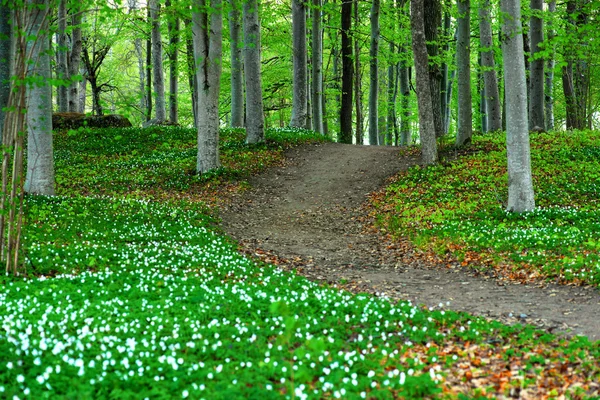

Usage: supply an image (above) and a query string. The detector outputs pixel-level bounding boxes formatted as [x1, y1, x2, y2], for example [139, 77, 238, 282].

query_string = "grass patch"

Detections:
[377, 130, 600, 285]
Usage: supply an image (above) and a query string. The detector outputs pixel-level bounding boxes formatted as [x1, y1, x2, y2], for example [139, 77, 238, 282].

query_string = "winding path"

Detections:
[220, 142, 600, 341]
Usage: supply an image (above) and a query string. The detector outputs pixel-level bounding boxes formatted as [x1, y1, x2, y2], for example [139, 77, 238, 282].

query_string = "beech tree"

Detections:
[25, 0, 55, 195]
[528, 0, 544, 130]
[501, 0, 535, 212]
[411, 0, 437, 164]
[311, 0, 324, 134]
[478, 0, 501, 132]
[0, 1, 10, 145]
[424, 0, 442, 137]
[229, 0, 244, 127]
[455, 0, 472, 146]
[339, 0, 353, 144]
[149, 0, 166, 122]
[243, 0, 265, 144]
[544, 0, 556, 130]
[290, 0, 308, 128]
[368, 0, 380, 145]
[192, 0, 223, 173]
[165, 0, 179, 124]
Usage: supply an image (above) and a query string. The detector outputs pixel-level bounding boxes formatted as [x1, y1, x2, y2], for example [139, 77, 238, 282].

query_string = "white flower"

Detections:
[16, 375, 25, 383]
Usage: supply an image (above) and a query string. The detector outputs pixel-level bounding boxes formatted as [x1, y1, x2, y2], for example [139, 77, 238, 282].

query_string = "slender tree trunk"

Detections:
[544, 0, 556, 130]
[185, 18, 198, 127]
[439, 11, 450, 133]
[354, 0, 363, 144]
[79, 65, 87, 112]
[478, 0, 501, 131]
[444, 68, 455, 134]
[501, 0, 535, 212]
[399, 61, 411, 145]
[368, 0, 380, 145]
[150, 0, 166, 121]
[25, 0, 55, 195]
[528, 0, 544, 129]
[229, 0, 244, 127]
[166, 0, 179, 123]
[146, 5, 153, 121]
[67, 8, 82, 113]
[386, 43, 396, 145]
[0, 2, 11, 145]
[339, 0, 353, 143]
[243, 0, 265, 143]
[424, 0, 442, 137]
[57, 0, 69, 112]
[478, 54, 487, 133]
[311, 0, 323, 134]
[193, 0, 223, 173]
[411, 0, 437, 164]
[455, 0, 472, 146]
[290, 0, 308, 128]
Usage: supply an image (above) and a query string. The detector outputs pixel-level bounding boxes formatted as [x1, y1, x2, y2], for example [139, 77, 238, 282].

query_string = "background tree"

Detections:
[311, 0, 324, 134]
[455, 0, 472, 146]
[368, 0, 380, 145]
[243, 0, 265, 144]
[165, 0, 179, 124]
[229, 0, 244, 127]
[528, 0, 544, 130]
[424, 0, 442, 137]
[339, 0, 353, 143]
[478, 0, 502, 132]
[544, 0, 556, 130]
[192, 0, 223, 173]
[25, 0, 55, 195]
[149, 0, 166, 122]
[290, 0, 308, 128]
[501, 0, 535, 212]
[0, 2, 11, 145]
[411, 0, 437, 163]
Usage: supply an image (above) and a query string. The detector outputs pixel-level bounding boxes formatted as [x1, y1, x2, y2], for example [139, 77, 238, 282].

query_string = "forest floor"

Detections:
[220, 142, 600, 342]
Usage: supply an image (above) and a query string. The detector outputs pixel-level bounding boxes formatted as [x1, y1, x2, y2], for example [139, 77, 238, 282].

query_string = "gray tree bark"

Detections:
[439, 11, 450, 134]
[192, 0, 223, 173]
[368, 0, 380, 145]
[339, 0, 353, 144]
[57, 0, 69, 112]
[354, 0, 363, 144]
[243, 0, 265, 144]
[528, 0, 544, 130]
[25, 0, 55, 195]
[411, 0, 437, 164]
[290, 0, 308, 128]
[399, 60, 411, 145]
[544, 0, 556, 130]
[166, 0, 179, 124]
[501, 0, 535, 212]
[455, 0, 472, 146]
[229, 0, 244, 127]
[67, 7, 82, 113]
[311, 0, 323, 134]
[129, 0, 147, 118]
[424, 0, 442, 137]
[150, 0, 166, 121]
[0, 2, 11, 146]
[478, 0, 502, 132]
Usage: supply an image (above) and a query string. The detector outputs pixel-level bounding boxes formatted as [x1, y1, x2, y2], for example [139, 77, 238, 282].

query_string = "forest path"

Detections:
[220, 142, 600, 341]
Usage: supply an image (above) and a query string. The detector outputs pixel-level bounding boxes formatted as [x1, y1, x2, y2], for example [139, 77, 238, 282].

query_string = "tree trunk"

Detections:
[146, 5, 153, 121]
[411, 0, 437, 164]
[290, 0, 308, 128]
[0, 2, 11, 146]
[150, 0, 166, 121]
[184, 17, 198, 127]
[368, 0, 380, 145]
[455, 0, 472, 146]
[354, 0, 363, 144]
[243, 0, 265, 144]
[386, 42, 396, 146]
[339, 0, 353, 144]
[229, 0, 244, 127]
[67, 8, 82, 113]
[25, 0, 55, 195]
[478, 54, 487, 133]
[544, 0, 556, 131]
[501, 0, 535, 212]
[79, 65, 87, 112]
[478, 0, 501, 132]
[166, 0, 179, 124]
[444, 67, 455, 135]
[424, 0, 442, 137]
[57, 0, 69, 112]
[311, 0, 323, 134]
[439, 11, 450, 134]
[399, 60, 411, 145]
[528, 0, 544, 130]
[193, 0, 223, 173]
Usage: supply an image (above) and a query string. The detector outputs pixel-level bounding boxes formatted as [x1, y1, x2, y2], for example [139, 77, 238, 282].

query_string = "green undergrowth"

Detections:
[380, 130, 600, 285]
[2, 195, 599, 398]
[53, 126, 329, 198]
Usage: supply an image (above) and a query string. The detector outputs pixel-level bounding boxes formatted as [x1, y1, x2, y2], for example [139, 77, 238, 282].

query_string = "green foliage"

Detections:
[381, 130, 600, 285]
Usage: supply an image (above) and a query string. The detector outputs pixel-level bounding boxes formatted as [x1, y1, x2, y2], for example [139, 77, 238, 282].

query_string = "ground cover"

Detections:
[376, 130, 600, 286]
[1, 127, 599, 398]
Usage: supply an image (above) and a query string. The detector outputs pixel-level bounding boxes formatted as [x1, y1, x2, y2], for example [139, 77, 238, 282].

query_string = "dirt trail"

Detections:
[220, 142, 600, 341]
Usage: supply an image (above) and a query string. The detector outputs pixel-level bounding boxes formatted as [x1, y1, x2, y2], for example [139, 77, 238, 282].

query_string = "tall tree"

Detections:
[455, 0, 472, 146]
[67, 4, 83, 113]
[528, 0, 544, 129]
[243, 0, 265, 144]
[411, 0, 437, 163]
[424, 0, 442, 137]
[56, 1, 83, 113]
[353, 0, 363, 144]
[368, 0, 380, 145]
[192, 0, 223, 173]
[0, 1, 11, 146]
[229, 0, 244, 127]
[501, 0, 535, 212]
[165, 0, 179, 123]
[290, 0, 308, 128]
[56, 0, 69, 112]
[150, 0, 166, 121]
[544, 0, 556, 130]
[339, 0, 353, 143]
[25, 0, 55, 195]
[399, 58, 411, 145]
[478, 0, 502, 132]
[129, 0, 148, 119]
[311, 0, 324, 134]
